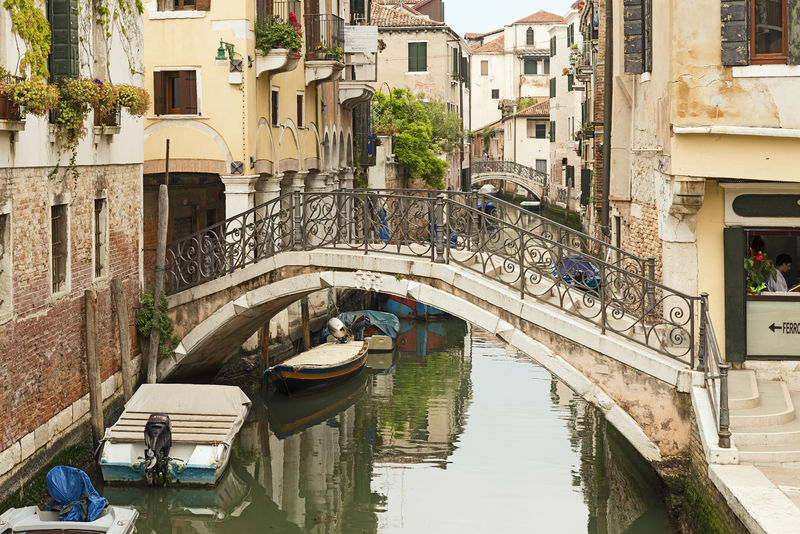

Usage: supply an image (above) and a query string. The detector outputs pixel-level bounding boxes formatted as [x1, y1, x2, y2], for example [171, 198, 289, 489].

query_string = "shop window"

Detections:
[154, 70, 198, 115]
[94, 198, 108, 279]
[51, 204, 68, 294]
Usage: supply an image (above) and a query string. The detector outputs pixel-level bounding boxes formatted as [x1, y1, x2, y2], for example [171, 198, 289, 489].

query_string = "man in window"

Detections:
[767, 254, 792, 292]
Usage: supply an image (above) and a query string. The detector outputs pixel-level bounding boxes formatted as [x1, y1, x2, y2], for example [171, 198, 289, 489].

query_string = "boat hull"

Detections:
[100, 442, 230, 486]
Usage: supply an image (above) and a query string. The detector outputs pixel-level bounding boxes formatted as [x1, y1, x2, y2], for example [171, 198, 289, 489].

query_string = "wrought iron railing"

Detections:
[471, 160, 547, 186]
[698, 293, 731, 448]
[167, 191, 698, 364]
[304, 14, 344, 59]
[256, 0, 301, 24]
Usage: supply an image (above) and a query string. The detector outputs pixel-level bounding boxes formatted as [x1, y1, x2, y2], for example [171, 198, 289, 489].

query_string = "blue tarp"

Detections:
[338, 311, 400, 339]
[46, 466, 106, 522]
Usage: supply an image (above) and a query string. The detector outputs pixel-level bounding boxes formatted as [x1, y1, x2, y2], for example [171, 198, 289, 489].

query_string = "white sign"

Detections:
[344, 25, 378, 53]
[746, 299, 800, 356]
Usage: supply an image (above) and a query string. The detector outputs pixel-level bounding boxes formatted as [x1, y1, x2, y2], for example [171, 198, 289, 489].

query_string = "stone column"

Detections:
[305, 171, 328, 193]
[281, 170, 309, 195]
[340, 167, 354, 190]
[255, 173, 284, 205]
[220, 174, 259, 218]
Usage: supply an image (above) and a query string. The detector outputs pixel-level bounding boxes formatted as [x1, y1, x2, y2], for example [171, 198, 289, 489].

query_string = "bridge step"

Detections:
[728, 370, 760, 410]
[730, 381, 795, 430]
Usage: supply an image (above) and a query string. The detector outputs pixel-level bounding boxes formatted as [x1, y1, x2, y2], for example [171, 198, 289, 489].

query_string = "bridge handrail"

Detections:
[165, 190, 733, 447]
[471, 160, 547, 185]
[342, 188, 654, 280]
[698, 293, 731, 449]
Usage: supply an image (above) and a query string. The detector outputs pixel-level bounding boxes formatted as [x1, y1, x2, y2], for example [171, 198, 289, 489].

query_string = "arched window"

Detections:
[526, 27, 534, 46]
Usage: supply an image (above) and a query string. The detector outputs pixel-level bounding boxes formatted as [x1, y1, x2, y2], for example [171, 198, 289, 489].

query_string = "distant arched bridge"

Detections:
[160, 189, 731, 462]
[470, 161, 547, 199]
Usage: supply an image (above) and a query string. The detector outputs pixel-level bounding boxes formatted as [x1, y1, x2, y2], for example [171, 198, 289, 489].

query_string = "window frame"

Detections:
[271, 87, 280, 127]
[535, 122, 547, 139]
[750, 0, 789, 65]
[174, 0, 196, 9]
[481, 60, 488, 76]
[523, 59, 537, 74]
[154, 68, 200, 116]
[491, 89, 499, 99]
[0, 211, 11, 321]
[93, 197, 108, 280]
[50, 204, 69, 296]
[296, 91, 305, 128]
[526, 27, 534, 46]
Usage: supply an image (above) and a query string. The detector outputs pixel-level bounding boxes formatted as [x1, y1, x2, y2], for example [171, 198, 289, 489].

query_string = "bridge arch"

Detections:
[471, 174, 542, 199]
[166, 250, 694, 461]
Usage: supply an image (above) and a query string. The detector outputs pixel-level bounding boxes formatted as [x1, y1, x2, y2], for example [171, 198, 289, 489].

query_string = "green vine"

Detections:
[2, 0, 51, 81]
[135, 290, 179, 359]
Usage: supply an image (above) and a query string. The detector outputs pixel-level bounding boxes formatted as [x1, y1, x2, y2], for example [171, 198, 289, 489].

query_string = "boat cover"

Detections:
[45, 466, 106, 522]
[338, 311, 400, 339]
[104, 384, 251, 446]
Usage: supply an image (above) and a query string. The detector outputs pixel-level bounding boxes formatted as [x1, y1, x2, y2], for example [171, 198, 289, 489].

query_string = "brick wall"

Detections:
[0, 164, 141, 455]
[624, 202, 663, 282]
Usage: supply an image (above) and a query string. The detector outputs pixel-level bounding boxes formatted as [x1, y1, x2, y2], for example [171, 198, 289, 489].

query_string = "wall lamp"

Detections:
[216, 40, 243, 72]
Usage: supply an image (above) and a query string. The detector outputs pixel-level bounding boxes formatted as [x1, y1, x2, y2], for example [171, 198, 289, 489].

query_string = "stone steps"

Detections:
[730, 381, 795, 430]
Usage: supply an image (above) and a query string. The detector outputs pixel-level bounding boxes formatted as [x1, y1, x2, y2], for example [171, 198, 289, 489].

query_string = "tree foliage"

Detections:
[373, 89, 449, 189]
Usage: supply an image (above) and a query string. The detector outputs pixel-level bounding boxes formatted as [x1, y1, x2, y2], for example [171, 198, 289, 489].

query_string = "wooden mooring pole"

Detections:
[301, 297, 311, 350]
[85, 289, 104, 445]
[148, 140, 170, 384]
[259, 322, 270, 375]
[111, 278, 134, 401]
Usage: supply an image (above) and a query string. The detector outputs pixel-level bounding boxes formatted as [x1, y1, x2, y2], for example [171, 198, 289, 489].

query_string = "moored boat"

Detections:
[99, 384, 251, 486]
[0, 506, 138, 533]
[337, 310, 399, 351]
[268, 340, 369, 394]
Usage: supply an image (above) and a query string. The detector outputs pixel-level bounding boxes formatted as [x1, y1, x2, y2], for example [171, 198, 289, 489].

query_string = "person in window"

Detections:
[767, 254, 792, 292]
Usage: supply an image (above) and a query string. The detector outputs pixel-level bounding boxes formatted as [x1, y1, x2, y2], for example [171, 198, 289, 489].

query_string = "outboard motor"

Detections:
[351, 316, 371, 342]
[328, 318, 348, 342]
[143, 414, 172, 486]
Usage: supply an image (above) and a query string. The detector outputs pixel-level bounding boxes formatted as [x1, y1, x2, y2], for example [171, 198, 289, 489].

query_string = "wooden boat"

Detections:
[99, 384, 251, 486]
[268, 340, 369, 394]
[382, 295, 447, 319]
[336, 311, 399, 352]
[0, 506, 138, 533]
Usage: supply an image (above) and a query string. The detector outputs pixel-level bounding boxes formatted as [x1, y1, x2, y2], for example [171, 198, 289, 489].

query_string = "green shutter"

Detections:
[420, 42, 427, 71]
[549, 77, 555, 98]
[453, 48, 459, 74]
[408, 43, 415, 71]
[524, 59, 537, 74]
[461, 56, 468, 83]
[568, 74, 574, 91]
[408, 42, 427, 72]
[49, 0, 79, 83]
[550, 121, 555, 142]
[723, 227, 746, 362]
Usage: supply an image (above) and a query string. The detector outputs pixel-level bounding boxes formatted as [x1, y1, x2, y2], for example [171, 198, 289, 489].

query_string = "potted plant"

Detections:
[0, 69, 23, 121]
[1, 78, 59, 118]
[311, 43, 328, 60]
[584, 122, 594, 138]
[744, 251, 777, 295]
[92, 79, 120, 127]
[254, 13, 303, 56]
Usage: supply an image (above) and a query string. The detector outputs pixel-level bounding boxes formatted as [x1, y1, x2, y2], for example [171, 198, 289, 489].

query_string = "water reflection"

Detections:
[108, 319, 673, 533]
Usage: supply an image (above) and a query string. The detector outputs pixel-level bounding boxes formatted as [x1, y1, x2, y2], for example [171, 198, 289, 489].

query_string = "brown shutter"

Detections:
[196, 0, 210, 11]
[623, 0, 644, 73]
[720, 1, 749, 66]
[789, 0, 800, 65]
[153, 71, 166, 115]
[157, 0, 168, 11]
[181, 71, 197, 114]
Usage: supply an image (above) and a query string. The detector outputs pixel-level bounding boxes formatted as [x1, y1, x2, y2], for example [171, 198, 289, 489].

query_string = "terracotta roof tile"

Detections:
[517, 99, 550, 117]
[371, 2, 444, 27]
[472, 35, 504, 53]
[514, 10, 567, 24]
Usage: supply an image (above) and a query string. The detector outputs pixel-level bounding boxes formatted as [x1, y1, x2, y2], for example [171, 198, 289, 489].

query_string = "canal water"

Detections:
[103, 317, 675, 533]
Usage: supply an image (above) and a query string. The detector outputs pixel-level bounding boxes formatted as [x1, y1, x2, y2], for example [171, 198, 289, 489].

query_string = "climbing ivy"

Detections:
[2, 0, 51, 81]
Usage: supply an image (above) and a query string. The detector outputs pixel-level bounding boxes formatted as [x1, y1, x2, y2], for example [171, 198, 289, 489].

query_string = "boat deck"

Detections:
[278, 341, 366, 369]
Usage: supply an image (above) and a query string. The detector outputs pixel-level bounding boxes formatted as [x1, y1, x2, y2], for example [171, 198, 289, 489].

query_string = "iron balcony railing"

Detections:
[256, 0, 301, 24]
[165, 189, 730, 448]
[305, 13, 344, 60]
[471, 160, 547, 187]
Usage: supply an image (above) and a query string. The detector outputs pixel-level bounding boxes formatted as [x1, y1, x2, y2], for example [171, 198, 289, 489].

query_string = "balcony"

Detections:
[575, 40, 594, 82]
[256, 49, 301, 77]
[304, 14, 345, 84]
[255, 0, 302, 76]
[256, 0, 301, 25]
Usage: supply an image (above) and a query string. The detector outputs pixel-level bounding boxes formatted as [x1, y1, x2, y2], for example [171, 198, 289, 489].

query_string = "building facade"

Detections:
[0, 1, 143, 489]
[370, 0, 469, 190]
[605, 0, 800, 364]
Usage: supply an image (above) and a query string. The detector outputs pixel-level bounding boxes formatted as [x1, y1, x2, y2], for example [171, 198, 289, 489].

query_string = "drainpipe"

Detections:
[459, 41, 465, 190]
[600, 0, 613, 237]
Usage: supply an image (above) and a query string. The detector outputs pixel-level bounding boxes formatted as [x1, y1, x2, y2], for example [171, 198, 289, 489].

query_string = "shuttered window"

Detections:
[567, 24, 574, 47]
[491, 89, 499, 99]
[452, 48, 459, 74]
[623, 0, 652, 73]
[550, 36, 556, 57]
[536, 123, 547, 139]
[461, 56, 469, 83]
[408, 42, 427, 72]
[721, 0, 798, 66]
[549, 77, 556, 98]
[526, 28, 534, 45]
[567, 74, 574, 91]
[271, 87, 279, 126]
[481, 60, 488, 75]
[157, 0, 210, 10]
[524, 59, 537, 74]
[49, 0, 79, 83]
[297, 92, 304, 127]
[549, 121, 556, 142]
[154, 70, 198, 115]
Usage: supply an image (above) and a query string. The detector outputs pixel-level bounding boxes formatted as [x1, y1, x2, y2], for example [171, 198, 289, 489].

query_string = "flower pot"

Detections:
[94, 107, 120, 127]
[311, 50, 327, 60]
[0, 93, 22, 121]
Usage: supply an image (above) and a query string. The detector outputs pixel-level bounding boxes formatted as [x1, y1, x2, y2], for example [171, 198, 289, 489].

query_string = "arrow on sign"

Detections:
[769, 323, 781, 333]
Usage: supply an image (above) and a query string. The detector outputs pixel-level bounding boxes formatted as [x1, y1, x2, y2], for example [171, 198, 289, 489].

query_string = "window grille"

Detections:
[51, 205, 68, 294]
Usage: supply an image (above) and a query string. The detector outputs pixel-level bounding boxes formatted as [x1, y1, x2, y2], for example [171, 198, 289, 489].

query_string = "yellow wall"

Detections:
[696, 180, 727, 357]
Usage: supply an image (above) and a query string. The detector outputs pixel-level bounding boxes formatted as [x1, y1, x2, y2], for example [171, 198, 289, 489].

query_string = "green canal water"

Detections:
[104, 318, 675, 533]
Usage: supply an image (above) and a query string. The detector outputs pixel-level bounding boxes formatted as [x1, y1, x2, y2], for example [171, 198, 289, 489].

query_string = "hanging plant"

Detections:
[0, 78, 58, 116]
[2, 0, 51, 81]
[116, 84, 149, 116]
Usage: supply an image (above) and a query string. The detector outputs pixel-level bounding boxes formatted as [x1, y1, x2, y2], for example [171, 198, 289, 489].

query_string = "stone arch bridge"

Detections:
[162, 189, 730, 463]
[470, 161, 547, 199]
